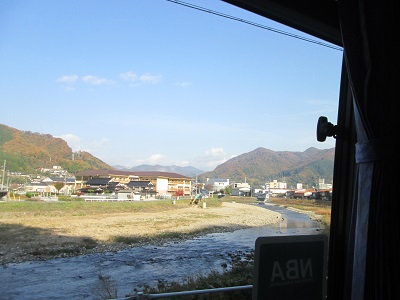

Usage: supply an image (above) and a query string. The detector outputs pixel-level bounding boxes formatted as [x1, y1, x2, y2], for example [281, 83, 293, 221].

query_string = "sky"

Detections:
[0, 0, 343, 171]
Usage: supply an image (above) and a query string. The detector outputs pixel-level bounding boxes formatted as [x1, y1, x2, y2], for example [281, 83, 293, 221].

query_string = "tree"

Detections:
[224, 185, 232, 195]
[173, 190, 184, 197]
[53, 182, 64, 193]
[204, 184, 213, 192]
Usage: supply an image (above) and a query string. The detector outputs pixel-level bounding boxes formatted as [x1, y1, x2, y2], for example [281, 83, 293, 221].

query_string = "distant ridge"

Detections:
[115, 164, 205, 178]
[115, 147, 335, 188]
[198, 147, 335, 188]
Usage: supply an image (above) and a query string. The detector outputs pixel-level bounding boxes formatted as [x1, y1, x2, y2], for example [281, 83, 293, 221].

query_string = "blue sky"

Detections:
[0, 0, 343, 171]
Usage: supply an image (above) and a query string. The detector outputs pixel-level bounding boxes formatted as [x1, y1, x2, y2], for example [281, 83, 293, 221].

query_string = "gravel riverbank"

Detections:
[0, 202, 282, 265]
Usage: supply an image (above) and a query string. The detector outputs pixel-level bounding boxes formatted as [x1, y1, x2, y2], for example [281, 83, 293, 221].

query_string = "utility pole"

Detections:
[195, 174, 198, 195]
[64, 174, 67, 195]
[6, 171, 10, 189]
[1, 160, 5, 190]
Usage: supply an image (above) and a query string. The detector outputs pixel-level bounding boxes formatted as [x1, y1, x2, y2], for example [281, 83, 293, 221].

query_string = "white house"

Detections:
[117, 190, 141, 201]
[231, 182, 252, 196]
[205, 178, 230, 192]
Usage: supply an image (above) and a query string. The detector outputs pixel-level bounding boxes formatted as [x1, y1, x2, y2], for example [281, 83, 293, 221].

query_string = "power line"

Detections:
[166, 0, 343, 51]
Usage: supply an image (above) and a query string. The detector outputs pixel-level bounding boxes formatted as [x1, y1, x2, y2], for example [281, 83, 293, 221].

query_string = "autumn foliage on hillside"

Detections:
[199, 147, 335, 188]
[0, 124, 113, 173]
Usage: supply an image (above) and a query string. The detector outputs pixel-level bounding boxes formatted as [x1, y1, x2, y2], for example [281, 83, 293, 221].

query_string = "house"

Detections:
[75, 170, 138, 189]
[75, 169, 192, 197]
[205, 178, 230, 193]
[231, 182, 251, 196]
[318, 178, 332, 190]
[79, 177, 121, 194]
[292, 189, 314, 199]
[126, 180, 156, 199]
[117, 190, 140, 201]
[42, 176, 76, 194]
[312, 188, 333, 201]
[25, 181, 56, 194]
[267, 180, 289, 196]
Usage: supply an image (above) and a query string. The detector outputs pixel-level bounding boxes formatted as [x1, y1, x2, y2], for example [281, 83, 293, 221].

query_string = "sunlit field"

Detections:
[220, 195, 331, 235]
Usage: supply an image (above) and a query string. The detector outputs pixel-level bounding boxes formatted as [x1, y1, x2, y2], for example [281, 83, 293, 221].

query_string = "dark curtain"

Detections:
[337, 1, 398, 299]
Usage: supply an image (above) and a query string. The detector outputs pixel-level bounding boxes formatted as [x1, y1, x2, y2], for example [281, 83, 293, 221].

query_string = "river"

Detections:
[0, 203, 324, 300]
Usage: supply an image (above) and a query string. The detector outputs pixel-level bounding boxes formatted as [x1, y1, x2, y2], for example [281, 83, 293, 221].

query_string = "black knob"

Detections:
[317, 116, 337, 142]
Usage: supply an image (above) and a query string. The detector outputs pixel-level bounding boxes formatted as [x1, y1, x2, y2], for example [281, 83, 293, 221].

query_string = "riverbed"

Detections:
[0, 204, 323, 300]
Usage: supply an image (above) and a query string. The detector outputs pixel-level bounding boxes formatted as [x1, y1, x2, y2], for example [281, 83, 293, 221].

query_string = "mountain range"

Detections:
[198, 147, 334, 188]
[114, 164, 204, 178]
[0, 123, 334, 187]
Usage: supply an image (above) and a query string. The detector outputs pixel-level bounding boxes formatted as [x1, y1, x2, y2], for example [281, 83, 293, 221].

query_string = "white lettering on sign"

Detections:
[271, 258, 313, 282]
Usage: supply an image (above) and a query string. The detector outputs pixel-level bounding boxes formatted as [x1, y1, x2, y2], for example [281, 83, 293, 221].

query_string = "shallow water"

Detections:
[0, 203, 323, 300]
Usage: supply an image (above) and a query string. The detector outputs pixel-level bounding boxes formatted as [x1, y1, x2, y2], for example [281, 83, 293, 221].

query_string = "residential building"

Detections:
[205, 178, 230, 192]
[231, 182, 251, 196]
[268, 180, 289, 195]
[25, 181, 56, 194]
[126, 181, 156, 199]
[79, 177, 121, 194]
[42, 176, 76, 194]
[75, 169, 192, 197]
[318, 178, 332, 190]
[117, 190, 140, 201]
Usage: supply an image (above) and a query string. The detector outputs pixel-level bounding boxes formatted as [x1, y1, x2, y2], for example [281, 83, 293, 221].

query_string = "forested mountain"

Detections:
[1, 123, 334, 187]
[115, 164, 204, 178]
[0, 124, 113, 174]
[198, 147, 335, 188]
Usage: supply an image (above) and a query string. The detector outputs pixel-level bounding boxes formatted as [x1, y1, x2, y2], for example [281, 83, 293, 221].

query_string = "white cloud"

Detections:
[193, 147, 237, 170]
[58, 134, 109, 155]
[58, 133, 81, 151]
[89, 138, 110, 149]
[82, 75, 113, 85]
[139, 74, 161, 84]
[179, 160, 190, 166]
[120, 71, 138, 81]
[147, 154, 165, 164]
[133, 154, 165, 166]
[134, 159, 145, 165]
[119, 71, 161, 87]
[206, 148, 225, 156]
[175, 81, 192, 87]
[56, 75, 79, 83]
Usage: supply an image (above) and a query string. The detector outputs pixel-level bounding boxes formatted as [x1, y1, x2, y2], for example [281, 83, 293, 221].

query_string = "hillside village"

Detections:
[1, 164, 332, 202]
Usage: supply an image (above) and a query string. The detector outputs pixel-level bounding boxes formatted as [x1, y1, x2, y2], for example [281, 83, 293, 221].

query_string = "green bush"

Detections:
[25, 192, 38, 198]
[58, 195, 84, 202]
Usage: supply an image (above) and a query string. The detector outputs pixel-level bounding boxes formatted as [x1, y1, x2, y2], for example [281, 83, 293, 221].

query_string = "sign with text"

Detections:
[253, 235, 328, 300]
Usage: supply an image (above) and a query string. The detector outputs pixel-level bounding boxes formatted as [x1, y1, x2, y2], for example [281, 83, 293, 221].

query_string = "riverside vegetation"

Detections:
[0, 196, 331, 299]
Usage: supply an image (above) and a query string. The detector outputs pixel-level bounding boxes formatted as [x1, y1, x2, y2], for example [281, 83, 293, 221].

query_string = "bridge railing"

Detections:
[110, 284, 253, 299]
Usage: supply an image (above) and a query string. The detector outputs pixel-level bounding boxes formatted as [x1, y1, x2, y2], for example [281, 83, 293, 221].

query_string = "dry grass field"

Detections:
[0, 198, 283, 265]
